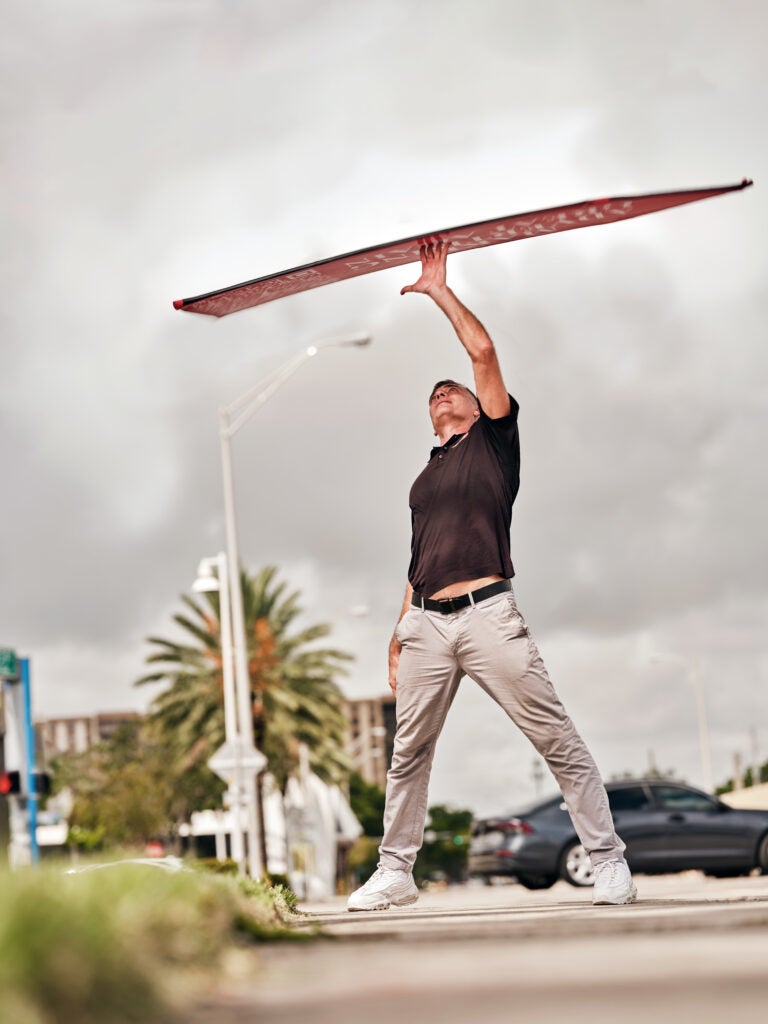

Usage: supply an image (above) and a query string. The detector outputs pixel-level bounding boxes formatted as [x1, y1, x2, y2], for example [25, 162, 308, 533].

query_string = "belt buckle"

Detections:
[437, 596, 459, 614]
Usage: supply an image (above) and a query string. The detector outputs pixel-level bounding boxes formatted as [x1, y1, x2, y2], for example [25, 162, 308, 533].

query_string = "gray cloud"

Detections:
[2, 0, 766, 809]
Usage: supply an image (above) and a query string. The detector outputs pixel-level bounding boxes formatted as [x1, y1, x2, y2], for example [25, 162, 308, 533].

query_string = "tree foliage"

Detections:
[717, 758, 768, 795]
[348, 772, 386, 837]
[345, 785, 475, 886]
[52, 719, 224, 847]
[415, 804, 474, 885]
[136, 566, 353, 792]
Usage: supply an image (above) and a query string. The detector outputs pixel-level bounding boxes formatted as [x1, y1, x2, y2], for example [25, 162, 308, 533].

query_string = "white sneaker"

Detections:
[592, 859, 638, 905]
[347, 865, 419, 912]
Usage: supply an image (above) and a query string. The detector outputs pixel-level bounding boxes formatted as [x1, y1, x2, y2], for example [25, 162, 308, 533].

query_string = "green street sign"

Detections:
[0, 648, 19, 680]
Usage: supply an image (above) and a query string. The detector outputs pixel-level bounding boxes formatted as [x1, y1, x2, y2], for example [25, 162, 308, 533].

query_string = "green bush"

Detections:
[348, 773, 385, 836]
[415, 805, 473, 885]
[347, 835, 381, 885]
[0, 862, 301, 1024]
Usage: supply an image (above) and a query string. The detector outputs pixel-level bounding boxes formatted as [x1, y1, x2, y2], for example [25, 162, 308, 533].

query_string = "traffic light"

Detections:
[35, 772, 51, 796]
[0, 771, 50, 796]
[0, 770, 21, 795]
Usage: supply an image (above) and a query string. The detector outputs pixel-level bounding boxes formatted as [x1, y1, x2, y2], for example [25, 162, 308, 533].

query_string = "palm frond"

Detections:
[136, 564, 354, 791]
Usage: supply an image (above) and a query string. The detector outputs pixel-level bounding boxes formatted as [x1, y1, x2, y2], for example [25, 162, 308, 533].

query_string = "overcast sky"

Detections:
[2, 1, 766, 814]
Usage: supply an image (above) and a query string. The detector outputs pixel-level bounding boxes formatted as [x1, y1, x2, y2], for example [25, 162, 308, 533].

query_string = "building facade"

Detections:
[36, 711, 140, 762]
[341, 695, 396, 790]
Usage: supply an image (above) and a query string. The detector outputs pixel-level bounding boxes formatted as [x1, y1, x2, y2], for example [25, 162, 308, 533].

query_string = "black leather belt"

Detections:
[411, 578, 511, 614]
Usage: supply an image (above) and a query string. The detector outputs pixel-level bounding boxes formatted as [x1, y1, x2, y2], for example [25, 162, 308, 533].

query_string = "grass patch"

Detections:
[0, 861, 304, 1024]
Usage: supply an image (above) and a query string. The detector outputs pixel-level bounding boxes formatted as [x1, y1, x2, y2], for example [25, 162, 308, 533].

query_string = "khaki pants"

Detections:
[379, 588, 625, 871]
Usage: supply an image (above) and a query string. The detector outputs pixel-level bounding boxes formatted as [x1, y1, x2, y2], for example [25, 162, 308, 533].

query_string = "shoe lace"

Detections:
[361, 865, 388, 890]
[594, 859, 622, 885]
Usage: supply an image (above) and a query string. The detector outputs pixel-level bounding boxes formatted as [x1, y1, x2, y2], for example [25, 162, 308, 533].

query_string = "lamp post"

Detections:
[650, 654, 713, 792]
[192, 554, 246, 874]
[218, 332, 371, 878]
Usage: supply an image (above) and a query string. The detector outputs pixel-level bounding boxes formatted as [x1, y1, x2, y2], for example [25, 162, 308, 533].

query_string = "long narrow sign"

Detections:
[174, 180, 752, 318]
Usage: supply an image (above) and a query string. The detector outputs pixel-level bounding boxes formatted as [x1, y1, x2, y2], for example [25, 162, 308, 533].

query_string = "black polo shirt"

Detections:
[407, 396, 520, 597]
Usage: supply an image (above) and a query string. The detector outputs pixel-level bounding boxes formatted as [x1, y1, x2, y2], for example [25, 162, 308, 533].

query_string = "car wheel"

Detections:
[559, 841, 594, 887]
[516, 873, 557, 890]
[757, 833, 768, 875]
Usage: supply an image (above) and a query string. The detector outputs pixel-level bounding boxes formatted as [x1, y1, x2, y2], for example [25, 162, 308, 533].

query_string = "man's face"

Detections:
[428, 381, 479, 431]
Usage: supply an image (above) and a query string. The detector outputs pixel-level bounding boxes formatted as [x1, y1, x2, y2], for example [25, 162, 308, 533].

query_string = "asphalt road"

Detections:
[187, 873, 768, 1023]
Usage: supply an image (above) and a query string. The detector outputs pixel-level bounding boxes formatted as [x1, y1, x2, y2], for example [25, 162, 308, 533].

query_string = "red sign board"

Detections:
[173, 180, 752, 318]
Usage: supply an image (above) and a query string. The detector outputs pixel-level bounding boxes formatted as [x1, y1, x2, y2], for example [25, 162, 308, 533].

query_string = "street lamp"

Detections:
[192, 554, 246, 874]
[218, 332, 371, 877]
[650, 654, 713, 792]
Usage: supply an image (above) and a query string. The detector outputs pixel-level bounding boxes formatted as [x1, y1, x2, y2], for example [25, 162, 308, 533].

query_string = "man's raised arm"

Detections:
[401, 241, 511, 419]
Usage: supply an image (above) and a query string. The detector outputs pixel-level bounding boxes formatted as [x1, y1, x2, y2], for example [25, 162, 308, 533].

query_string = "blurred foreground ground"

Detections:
[186, 873, 768, 1024]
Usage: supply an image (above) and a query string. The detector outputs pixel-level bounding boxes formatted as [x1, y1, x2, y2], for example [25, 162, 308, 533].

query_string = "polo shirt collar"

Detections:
[429, 432, 468, 460]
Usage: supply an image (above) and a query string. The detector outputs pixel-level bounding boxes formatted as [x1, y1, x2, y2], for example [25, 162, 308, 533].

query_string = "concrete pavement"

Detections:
[186, 873, 768, 1023]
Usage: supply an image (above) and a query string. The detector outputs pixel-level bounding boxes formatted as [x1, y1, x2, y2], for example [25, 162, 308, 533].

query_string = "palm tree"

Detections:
[136, 566, 352, 793]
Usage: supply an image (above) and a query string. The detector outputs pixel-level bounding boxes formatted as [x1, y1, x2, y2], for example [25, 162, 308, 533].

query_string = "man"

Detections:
[347, 240, 636, 911]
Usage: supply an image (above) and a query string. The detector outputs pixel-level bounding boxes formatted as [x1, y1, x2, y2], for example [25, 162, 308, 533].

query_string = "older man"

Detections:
[348, 241, 636, 910]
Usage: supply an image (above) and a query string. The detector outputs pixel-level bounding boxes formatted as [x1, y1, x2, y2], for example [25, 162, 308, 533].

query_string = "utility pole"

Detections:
[531, 757, 545, 798]
[750, 728, 760, 787]
[0, 682, 9, 863]
[0, 649, 39, 866]
[733, 752, 743, 791]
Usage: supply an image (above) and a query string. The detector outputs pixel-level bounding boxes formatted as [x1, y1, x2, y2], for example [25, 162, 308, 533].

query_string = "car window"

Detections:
[651, 785, 718, 812]
[607, 786, 652, 812]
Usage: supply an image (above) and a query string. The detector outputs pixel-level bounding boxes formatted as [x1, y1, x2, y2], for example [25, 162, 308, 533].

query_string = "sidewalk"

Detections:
[296, 871, 768, 939]
[186, 874, 768, 1024]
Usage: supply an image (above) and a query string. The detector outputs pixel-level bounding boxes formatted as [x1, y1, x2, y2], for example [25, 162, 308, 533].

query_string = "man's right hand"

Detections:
[388, 635, 402, 696]
[389, 582, 413, 696]
[400, 240, 450, 297]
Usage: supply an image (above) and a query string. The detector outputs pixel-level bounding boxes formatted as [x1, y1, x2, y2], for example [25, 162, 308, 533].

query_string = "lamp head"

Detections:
[192, 555, 223, 593]
[192, 576, 220, 594]
[313, 332, 372, 353]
